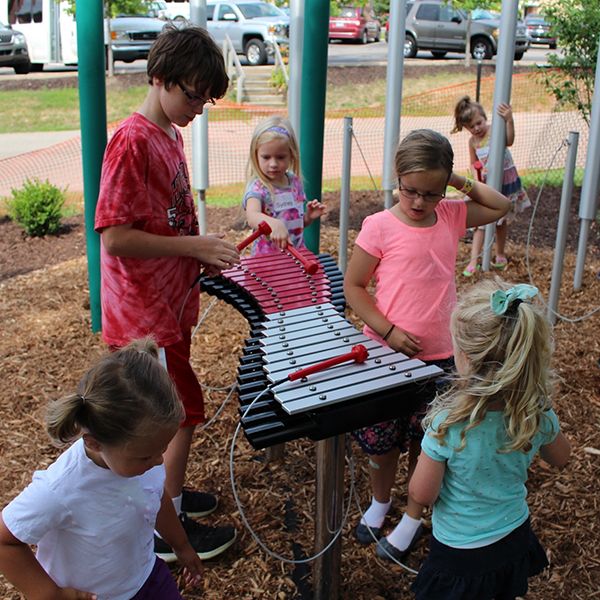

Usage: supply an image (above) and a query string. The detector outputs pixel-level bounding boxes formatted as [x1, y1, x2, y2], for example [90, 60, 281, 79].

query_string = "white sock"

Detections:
[172, 494, 182, 516]
[387, 513, 422, 551]
[360, 497, 392, 529]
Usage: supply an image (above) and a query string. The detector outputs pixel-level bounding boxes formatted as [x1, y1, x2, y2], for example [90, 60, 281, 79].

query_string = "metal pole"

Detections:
[76, 0, 107, 332]
[314, 434, 345, 600]
[192, 110, 209, 235]
[299, 0, 329, 253]
[189, 0, 209, 235]
[481, 0, 517, 271]
[573, 34, 600, 290]
[382, 0, 408, 209]
[475, 59, 482, 102]
[339, 117, 352, 274]
[288, 0, 304, 139]
[548, 132, 579, 324]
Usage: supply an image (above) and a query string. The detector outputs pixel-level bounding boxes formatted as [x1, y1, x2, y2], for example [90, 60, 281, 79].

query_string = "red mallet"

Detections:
[237, 221, 272, 251]
[473, 160, 484, 183]
[287, 344, 369, 382]
[286, 243, 319, 275]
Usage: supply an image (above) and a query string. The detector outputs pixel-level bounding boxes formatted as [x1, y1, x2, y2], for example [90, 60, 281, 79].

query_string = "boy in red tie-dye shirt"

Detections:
[95, 25, 239, 564]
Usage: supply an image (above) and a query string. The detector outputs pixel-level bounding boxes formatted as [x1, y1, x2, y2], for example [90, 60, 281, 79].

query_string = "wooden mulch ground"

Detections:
[0, 188, 599, 599]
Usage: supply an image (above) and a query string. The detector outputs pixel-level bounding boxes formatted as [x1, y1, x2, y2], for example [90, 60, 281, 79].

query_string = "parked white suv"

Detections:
[206, 0, 289, 65]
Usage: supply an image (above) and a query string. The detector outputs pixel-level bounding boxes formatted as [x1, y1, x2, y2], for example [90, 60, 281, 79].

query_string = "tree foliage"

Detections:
[542, 0, 599, 126]
[63, 0, 148, 18]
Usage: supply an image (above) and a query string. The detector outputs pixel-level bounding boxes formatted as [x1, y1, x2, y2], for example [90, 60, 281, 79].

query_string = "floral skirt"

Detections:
[352, 357, 454, 455]
[411, 518, 548, 600]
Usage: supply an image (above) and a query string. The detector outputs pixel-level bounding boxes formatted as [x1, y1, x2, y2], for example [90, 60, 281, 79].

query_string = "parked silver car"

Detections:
[108, 15, 166, 63]
[206, 0, 289, 66]
[0, 21, 30, 74]
[401, 1, 529, 61]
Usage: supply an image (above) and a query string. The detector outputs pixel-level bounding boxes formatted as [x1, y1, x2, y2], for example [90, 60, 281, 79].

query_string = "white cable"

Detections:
[229, 387, 355, 564]
[196, 384, 235, 432]
[191, 296, 218, 339]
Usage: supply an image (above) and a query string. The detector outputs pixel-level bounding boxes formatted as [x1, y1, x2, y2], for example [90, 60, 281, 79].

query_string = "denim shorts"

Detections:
[352, 357, 454, 455]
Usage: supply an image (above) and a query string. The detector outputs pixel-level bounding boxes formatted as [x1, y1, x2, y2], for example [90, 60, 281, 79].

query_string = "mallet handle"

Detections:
[287, 344, 369, 381]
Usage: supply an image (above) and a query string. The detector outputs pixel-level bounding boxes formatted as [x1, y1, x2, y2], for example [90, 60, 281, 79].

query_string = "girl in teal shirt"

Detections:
[408, 279, 570, 600]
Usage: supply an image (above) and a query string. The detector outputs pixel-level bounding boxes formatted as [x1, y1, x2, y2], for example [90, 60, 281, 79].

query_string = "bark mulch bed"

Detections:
[0, 187, 599, 599]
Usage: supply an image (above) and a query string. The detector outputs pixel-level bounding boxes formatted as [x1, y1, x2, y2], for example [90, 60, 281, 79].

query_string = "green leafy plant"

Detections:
[7, 178, 66, 237]
[270, 68, 288, 95]
[542, 0, 600, 127]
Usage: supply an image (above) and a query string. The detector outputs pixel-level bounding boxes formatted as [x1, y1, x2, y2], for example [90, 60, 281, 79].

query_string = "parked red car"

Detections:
[329, 7, 381, 44]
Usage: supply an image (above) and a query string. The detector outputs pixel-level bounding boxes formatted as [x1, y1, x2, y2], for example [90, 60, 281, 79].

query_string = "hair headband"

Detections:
[490, 284, 538, 316]
[266, 125, 290, 137]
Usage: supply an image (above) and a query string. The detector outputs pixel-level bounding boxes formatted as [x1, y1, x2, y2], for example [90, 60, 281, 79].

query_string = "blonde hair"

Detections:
[452, 95, 487, 133]
[247, 116, 301, 189]
[394, 129, 454, 180]
[46, 338, 183, 447]
[424, 279, 554, 453]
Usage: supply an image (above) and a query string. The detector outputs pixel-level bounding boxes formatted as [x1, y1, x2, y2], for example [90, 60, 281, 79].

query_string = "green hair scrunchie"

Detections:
[490, 284, 538, 316]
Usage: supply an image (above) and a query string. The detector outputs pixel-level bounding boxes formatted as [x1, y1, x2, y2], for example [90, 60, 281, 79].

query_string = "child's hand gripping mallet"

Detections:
[237, 220, 272, 252]
[473, 160, 484, 183]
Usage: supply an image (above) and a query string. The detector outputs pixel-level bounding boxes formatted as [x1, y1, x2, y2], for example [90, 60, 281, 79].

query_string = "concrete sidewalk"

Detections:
[0, 130, 80, 160]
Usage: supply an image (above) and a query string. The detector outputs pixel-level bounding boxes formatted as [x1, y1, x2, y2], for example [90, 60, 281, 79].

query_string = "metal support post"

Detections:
[548, 132, 579, 324]
[573, 34, 600, 290]
[314, 434, 345, 600]
[339, 117, 353, 274]
[382, 0, 408, 209]
[481, 0, 518, 271]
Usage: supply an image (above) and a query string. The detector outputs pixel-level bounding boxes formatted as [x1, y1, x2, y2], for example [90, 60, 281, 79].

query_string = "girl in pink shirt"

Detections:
[344, 129, 510, 563]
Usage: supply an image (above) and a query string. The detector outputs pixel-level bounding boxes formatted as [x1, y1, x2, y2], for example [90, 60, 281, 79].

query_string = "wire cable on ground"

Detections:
[229, 386, 356, 565]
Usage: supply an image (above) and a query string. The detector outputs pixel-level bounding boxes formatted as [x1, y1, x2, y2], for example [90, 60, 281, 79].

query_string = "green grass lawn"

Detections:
[0, 68, 559, 134]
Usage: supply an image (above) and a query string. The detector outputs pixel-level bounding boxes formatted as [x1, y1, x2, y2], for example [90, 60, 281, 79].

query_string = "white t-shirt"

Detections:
[2, 438, 164, 600]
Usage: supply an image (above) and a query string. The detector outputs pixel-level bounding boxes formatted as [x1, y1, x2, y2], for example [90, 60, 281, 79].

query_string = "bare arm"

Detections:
[244, 197, 289, 249]
[344, 245, 422, 356]
[154, 491, 203, 589]
[101, 224, 239, 270]
[497, 103, 515, 147]
[408, 451, 446, 507]
[448, 172, 510, 229]
[468, 137, 479, 168]
[0, 515, 97, 600]
[540, 431, 571, 468]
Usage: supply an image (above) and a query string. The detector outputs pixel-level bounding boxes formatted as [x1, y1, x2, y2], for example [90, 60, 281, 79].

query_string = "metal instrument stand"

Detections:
[314, 433, 346, 599]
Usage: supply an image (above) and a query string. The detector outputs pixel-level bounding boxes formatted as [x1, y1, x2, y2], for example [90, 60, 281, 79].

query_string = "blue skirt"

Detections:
[411, 518, 548, 600]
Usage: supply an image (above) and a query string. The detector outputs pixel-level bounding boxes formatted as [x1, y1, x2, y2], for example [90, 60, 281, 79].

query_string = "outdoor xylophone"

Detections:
[200, 223, 443, 449]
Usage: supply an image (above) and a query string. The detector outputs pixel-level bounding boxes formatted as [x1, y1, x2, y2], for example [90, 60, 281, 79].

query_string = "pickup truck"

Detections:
[206, 0, 289, 65]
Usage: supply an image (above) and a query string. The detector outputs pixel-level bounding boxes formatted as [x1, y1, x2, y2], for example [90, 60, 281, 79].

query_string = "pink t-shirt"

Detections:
[95, 113, 200, 347]
[355, 200, 467, 360]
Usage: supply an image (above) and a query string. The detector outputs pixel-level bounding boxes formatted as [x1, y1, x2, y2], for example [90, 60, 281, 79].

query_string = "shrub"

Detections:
[7, 178, 66, 237]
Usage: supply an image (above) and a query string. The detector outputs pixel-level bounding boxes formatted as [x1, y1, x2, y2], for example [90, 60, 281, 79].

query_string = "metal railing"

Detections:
[223, 34, 245, 104]
[273, 39, 289, 86]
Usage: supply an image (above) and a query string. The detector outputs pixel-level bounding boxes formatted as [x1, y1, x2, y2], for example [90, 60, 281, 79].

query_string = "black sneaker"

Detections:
[181, 488, 218, 518]
[154, 513, 237, 562]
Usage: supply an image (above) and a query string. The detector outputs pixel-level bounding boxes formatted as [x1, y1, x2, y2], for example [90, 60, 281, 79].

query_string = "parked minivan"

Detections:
[395, 1, 529, 60]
